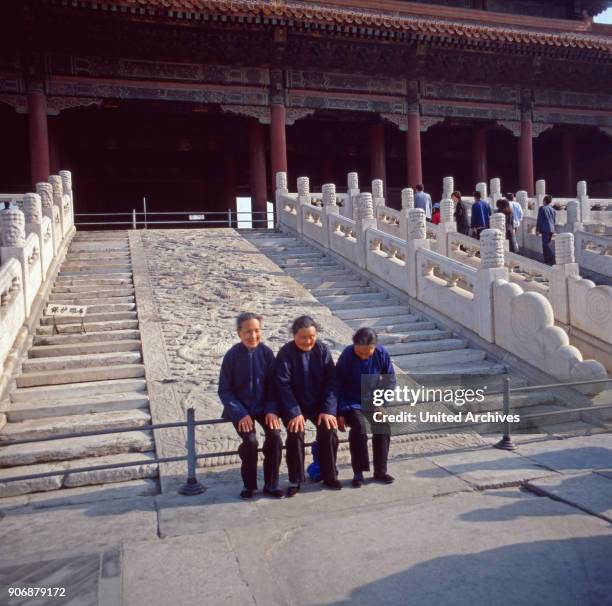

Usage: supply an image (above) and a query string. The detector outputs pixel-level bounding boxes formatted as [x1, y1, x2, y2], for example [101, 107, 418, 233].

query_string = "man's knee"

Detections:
[241, 432, 258, 453]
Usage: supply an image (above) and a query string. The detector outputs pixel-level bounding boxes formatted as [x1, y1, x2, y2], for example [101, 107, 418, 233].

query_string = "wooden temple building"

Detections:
[1, 0, 612, 220]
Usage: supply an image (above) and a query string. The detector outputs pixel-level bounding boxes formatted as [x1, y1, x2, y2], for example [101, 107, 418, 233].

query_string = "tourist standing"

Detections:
[336, 328, 395, 488]
[414, 184, 433, 220]
[452, 190, 469, 235]
[218, 312, 283, 500]
[470, 191, 491, 239]
[496, 198, 518, 253]
[275, 315, 341, 497]
[507, 192, 523, 252]
[536, 195, 557, 265]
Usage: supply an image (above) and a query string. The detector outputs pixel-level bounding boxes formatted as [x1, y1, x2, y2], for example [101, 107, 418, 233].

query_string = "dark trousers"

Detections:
[234, 414, 282, 490]
[345, 409, 390, 476]
[541, 232, 554, 265]
[285, 416, 338, 485]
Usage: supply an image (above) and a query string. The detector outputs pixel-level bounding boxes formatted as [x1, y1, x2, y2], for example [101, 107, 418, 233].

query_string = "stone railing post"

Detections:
[59, 169, 74, 231]
[405, 208, 430, 298]
[475, 228, 508, 342]
[438, 197, 456, 256]
[399, 187, 414, 241]
[577, 180, 590, 224]
[322, 183, 339, 249]
[489, 177, 501, 206]
[476, 182, 488, 201]
[347, 172, 360, 220]
[551, 232, 580, 325]
[372, 179, 385, 207]
[1, 208, 29, 315]
[296, 176, 309, 235]
[516, 190, 529, 247]
[49, 175, 67, 239]
[275, 171, 288, 228]
[565, 199, 582, 234]
[443, 176, 454, 200]
[356, 193, 377, 270]
[23, 193, 48, 280]
[490, 212, 509, 251]
[535, 179, 546, 209]
[36, 182, 59, 255]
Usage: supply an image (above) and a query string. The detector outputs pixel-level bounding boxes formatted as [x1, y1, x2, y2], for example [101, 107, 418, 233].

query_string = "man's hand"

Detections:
[287, 414, 305, 433]
[317, 413, 338, 430]
[237, 414, 254, 432]
[265, 413, 281, 430]
[337, 416, 346, 432]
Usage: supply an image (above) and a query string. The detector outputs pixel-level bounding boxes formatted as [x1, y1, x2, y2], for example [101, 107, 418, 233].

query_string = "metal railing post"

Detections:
[143, 196, 148, 230]
[132, 209, 137, 230]
[494, 377, 517, 451]
[179, 408, 207, 495]
[228, 208, 232, 227]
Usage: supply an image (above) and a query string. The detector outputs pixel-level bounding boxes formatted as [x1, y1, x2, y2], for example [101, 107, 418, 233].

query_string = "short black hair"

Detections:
[505, 192, 515, 201]
[474, 191, 482, 200]
[353, 327, 378, 346]
[543, 195, 553, 205]
[451, 190, 461, 200]
[415, 184, 424, 192]
[236, 312, 262, 331]
[291, 315, 320, 335]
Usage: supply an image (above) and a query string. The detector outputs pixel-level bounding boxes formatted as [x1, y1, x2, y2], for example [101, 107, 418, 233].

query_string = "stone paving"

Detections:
[0, 434, 611, 605]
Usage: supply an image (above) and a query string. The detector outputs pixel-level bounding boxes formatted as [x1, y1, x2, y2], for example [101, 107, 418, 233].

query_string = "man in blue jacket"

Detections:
[275, 315, 341, 496]
[218, 312, 283, 499]
[536, 194, 557, 265]
[337, 327, 395, 488]
[470, 191, 491, 239]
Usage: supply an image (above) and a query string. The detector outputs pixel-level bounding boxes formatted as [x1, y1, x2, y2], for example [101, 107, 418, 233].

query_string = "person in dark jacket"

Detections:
[336, 328, 396, 488]
[275, 315, 341, 496]
[470, 191, 490, 239]
[218, 312, 282, 500]
[452, 190, 469, 236]
[496, 198, 518, 253]
[536, 194, 557, 265]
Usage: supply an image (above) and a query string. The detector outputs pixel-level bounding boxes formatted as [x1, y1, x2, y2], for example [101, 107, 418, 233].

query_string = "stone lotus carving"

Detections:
[49, 175, 63, 206]
[490, 213, 506, 235]
[577, 181, 587, 197]
[1, 208, 26, 247]
[516, 190, 529, 211]
[555, 233, 575, 265]
[297, 177, 309, 196]
[59, 170, 72, 195]
[36, 183, 54, 210]
[476, 182, 487, 200]
[443, 176, 454, 198]
[440, 198, 454, 224]
[23, 193, 42, 225]
[276, 171, 288, 191]
[407, 208, 426, 240]
[401, 188, 414, 210]
[372, 179, 384, 199]
[358, 193, 374, 220]
[322, 183, 337, 207]
[347, 172, 359, 191]
[536, 180, 546, 196]
[480, 228, 504, 269]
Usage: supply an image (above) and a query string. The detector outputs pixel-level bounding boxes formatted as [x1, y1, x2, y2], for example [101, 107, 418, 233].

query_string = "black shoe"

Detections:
[322, 479, 342, 491]
[240, 489, 255, 499]
[351, 478, 363, 488]
[286, 485, 300, 498]
[374, 473, 395, 484]
[263, 487, 283, 499]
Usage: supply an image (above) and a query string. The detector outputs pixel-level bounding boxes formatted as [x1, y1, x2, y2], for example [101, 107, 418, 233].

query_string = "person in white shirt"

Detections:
[507, 193, 523, 252]
[414, 184, 432, 220]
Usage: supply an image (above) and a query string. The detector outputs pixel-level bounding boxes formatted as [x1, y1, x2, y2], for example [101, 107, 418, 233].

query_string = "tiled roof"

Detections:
[54, 0, 612, 53]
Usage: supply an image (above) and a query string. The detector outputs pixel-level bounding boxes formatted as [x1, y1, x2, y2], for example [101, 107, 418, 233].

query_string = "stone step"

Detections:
[464, 390, 557, 413]
[57, 272, 132, 282]
[40, 311, 137, 325]
[286, 268, 353, 280]
[59, 268, 132, 277]
[326, 298, 401, 311]
[0, 410, 151, 442]
[65, 251, 130, 259]
[50, 288, 134, 300]
[309, 279, 370, 290]
[36, 319, 139, 335]
[392, 348, 487, 371]
[59, 302, 136, 314]
[516, 404, 583, 430]
[406, 361, 507, 378]
[29, 339, 141, 359]
[69, 242, 129, 253]
[386, 338, 468, 357]
[311, 285, 379, 296]
[0, 430, 154, 467]
[61, 260, 132, 269]
[0, 453, 158, 498]
[53, 281, 133, 293]
[316, 293, 392, 306]
[6, 391, 150, 422]
[345, 314, 421, 328]
[275, 259, 339, 268]
[377, 329, 453, 345]
[16, 364, 146, 388]
[377, 320, 438, 333]
[23, 351, 142, 373]
[49, 296, 136, 306]
[64, 254, 130, 263]
[34, 329, 141, 346]
[335, 305, 412, 321]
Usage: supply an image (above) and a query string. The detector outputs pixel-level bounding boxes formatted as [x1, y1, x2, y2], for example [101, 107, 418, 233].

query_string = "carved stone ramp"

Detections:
[0, 231, 158, 498]
[244, 230, 606, 437]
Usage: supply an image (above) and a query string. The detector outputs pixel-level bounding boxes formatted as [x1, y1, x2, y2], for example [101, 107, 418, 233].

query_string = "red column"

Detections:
[562, 132, 576, 197]
[248, 119, 268, 228]
[472, 125, 487, 185]
[370, 123, 387, 185]
[224, 148, 236, 227]
[28, 92, 50, 186]
[406, 112, 423, 187]
[519, 118, 534, 196]
[270, 104, 287, 185]
[48, 115, 61, 175]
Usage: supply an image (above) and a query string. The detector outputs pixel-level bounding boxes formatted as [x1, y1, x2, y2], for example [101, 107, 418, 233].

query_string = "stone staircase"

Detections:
[244, 230, 606, 437]
[0, 231, 158, 498]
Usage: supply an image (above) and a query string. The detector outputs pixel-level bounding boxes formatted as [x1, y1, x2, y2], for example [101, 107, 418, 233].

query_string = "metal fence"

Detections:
[0, 376, 609, 496]
[74, 209, 275, 230]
